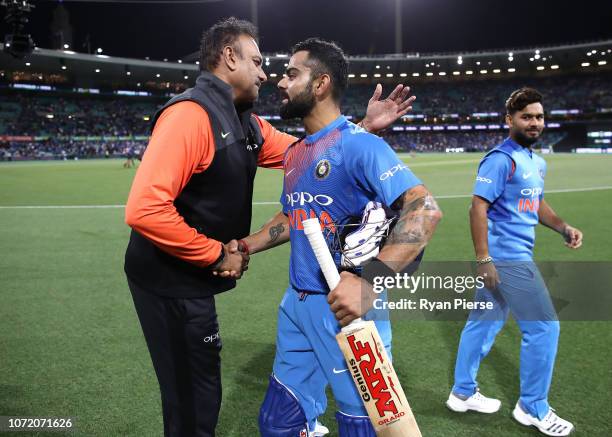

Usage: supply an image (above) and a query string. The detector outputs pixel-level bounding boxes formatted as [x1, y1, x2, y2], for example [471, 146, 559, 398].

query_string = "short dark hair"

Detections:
[505, 87, 543, 115]
[291, 38, 348, 102]
[199, 17, 258, 71]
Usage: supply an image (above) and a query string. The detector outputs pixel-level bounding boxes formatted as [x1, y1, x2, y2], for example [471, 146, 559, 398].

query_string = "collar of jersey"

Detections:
[505, 136, 533, 157]
[304, 115, 346, 144]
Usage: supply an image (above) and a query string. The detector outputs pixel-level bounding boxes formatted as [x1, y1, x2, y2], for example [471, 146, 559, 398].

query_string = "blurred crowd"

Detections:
[0, 131, 564, 161]
[382, 131, 565, 153]
[0, 96, 156, 137]
[0, 139, 145, 161]
[1, 72, 608, 160]
[259, 73, 612, 118]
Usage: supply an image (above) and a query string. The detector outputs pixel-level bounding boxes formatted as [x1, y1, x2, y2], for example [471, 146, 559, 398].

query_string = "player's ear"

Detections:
[222, 44, 239, 72]
[314, 74, 332, 99]
[505, 113, 513, 129]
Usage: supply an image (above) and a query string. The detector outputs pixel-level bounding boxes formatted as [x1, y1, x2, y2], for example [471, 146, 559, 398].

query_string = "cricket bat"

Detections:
[302, 218, 422, 437]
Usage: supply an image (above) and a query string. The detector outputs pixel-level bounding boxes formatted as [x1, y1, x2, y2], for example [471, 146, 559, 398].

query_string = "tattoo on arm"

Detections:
[269, 223, 285, 243]
[387, 194, 441, 246]
[392, 194, 438, 212]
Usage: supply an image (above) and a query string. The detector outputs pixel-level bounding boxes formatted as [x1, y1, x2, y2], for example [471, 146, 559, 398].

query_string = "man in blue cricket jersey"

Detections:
[236, 38, 442, 436]
[446, 88, 583, 436]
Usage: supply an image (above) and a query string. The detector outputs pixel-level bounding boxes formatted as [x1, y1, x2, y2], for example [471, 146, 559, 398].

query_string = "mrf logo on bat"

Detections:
[347, 333, 406, 425]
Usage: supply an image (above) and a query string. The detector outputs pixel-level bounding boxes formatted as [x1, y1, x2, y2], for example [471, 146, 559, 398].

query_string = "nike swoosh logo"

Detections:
[286, 168, 295, 176]
[333, 368, 348, 374]
[522, 172, 532, 179]
[221, 132, 230, 139]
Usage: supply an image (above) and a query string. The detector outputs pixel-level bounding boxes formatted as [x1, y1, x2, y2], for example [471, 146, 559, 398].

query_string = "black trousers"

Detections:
[128, 279, 222, 437]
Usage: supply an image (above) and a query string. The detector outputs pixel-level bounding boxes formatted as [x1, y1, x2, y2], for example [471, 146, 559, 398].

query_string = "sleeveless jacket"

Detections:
[124, 72, 264, 297]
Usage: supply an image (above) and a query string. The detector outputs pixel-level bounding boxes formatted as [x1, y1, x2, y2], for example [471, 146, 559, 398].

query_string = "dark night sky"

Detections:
[3, 0, 612, 60]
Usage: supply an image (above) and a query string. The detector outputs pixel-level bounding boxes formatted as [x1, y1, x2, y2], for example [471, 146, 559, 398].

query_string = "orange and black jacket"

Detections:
[124, 72, 296, 297]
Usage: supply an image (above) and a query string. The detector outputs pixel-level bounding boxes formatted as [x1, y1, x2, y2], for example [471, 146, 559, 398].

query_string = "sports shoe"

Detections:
[446, 389, 501, 413]
[310, 419, 329, 437]
[512, 403, 574, 436]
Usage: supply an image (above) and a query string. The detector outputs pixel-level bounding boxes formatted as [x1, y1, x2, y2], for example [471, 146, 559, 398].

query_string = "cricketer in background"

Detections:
[446, 88, 583, 437]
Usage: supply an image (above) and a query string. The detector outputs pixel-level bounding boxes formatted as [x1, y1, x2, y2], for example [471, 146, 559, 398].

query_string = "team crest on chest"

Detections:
[315, 159, 331, 179]
[539, 167, 544, 179]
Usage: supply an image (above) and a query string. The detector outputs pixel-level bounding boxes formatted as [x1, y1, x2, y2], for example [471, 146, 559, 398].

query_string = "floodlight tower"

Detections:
[1, 0, 36, 58]
[395, 0, 402, 53]
[251, 0, 258, 27]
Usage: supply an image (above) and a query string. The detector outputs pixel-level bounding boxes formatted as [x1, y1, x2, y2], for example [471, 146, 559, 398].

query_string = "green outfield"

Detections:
[1, 154, 611, 436]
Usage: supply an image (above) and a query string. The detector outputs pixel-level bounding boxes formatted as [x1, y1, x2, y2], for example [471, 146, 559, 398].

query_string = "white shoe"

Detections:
[513, 403, 574, 436]
[310, 420, 329, 437]
[446, 390, 501, 413]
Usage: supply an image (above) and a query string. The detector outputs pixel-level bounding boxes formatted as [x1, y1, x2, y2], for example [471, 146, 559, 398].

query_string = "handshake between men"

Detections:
[211, 240, 250, 279]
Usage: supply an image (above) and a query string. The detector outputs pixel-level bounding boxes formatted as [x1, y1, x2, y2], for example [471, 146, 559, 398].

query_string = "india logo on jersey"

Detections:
[315, 159, 331, 179]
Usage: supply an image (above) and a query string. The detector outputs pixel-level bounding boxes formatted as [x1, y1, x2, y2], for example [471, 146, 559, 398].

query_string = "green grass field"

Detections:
[1, 154, 611, 436]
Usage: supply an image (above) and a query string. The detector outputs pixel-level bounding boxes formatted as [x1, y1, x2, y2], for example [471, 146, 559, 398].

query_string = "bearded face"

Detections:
[279, 80, 316, 120]
[507, 102, 545, 147]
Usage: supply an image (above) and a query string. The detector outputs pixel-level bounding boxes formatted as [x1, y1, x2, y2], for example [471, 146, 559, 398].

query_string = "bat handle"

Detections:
[342, 317, 365, 333]
[303, 218, 368, 333]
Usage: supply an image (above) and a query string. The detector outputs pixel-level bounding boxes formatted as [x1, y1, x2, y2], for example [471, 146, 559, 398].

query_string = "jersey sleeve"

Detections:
[253, 115, 298, 169]
[124, 101, 223, 267]
[473, 152, 513, 203]
[344, 131, 422, 207]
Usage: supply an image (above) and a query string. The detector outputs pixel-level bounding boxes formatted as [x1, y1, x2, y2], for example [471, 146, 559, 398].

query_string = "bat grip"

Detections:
[303, 218, 364, 331]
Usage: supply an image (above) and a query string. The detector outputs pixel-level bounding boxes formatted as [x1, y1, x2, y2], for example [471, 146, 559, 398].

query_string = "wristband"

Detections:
[361, 257, 396, 285]
[476, 256, 493, 265]
[210, 244, 225, 270]
[238, 239, 250, 255]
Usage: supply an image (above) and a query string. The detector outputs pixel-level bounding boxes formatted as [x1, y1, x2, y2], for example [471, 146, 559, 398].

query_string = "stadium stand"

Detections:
[1, 40, 611, 160]
[258, 74, 612, 118]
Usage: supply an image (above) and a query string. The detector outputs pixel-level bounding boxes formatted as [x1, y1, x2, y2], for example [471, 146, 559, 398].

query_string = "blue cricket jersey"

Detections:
[473, 137, 547, 261]
[281, 115, 422, 293]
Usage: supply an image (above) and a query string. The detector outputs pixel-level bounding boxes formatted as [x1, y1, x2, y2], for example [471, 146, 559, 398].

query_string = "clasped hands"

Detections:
[211, 240, 250, 279]
[211, 243, 375, 325]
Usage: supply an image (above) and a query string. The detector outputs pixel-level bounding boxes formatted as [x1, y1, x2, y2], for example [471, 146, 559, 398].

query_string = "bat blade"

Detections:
[336, 321, 422, 437]
[302, 218, 422, 436]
